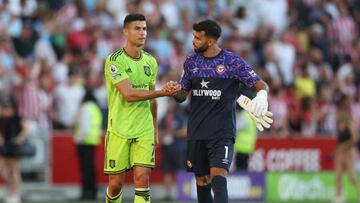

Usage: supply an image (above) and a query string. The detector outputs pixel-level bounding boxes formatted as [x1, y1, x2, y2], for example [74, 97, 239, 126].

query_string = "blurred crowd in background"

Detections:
[0, 0, 359, 172]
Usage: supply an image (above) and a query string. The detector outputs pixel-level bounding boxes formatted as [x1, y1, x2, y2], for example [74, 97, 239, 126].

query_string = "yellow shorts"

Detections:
[104, 131, 155, 174]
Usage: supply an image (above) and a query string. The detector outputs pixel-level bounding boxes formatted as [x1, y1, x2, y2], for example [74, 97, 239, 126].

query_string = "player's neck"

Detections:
[123, 45, 142, 59]
[202, 45, 221, 58]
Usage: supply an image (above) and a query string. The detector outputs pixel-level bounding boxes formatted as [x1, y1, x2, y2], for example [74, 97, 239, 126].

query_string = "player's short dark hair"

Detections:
[193, 19, 222, 40]
[124, 13, 146, 27]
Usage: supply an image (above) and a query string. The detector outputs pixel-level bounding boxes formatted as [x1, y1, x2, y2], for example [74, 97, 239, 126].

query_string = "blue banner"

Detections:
[177, 172, 265, 201]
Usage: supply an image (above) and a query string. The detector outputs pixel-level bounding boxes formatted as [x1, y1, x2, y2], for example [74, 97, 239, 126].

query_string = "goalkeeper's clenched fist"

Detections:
[237, 94, 273, 132]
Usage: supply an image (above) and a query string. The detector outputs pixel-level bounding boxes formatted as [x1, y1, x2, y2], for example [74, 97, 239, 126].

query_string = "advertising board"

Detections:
[267, 172, 360, 201]
[249, 137, 336, 171]
[177, 172, 265, 201]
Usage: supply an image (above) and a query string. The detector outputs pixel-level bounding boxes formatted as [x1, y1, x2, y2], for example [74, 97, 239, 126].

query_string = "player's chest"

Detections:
[123, 62, 153, 84]
[189, 62, 235, 79]
[190, 77, 239, 101]
[191, 77, 238, 90]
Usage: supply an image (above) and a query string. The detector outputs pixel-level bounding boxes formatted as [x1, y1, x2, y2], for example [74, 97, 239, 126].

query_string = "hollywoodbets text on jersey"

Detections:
[192, 89, 222, 100]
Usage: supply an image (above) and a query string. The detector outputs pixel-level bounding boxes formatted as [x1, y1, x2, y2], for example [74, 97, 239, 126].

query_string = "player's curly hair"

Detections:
[193, 19, 222, 40]
[124, 13, 146, 27]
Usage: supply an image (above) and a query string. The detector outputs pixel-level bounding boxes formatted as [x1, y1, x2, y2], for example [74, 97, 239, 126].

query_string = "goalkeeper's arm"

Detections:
[174, 89, 189, 103]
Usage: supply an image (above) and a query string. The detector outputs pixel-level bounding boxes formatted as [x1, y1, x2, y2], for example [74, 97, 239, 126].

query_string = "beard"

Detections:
[132, 38, 146, 47]
[194, 44, 209, 53]
[135, 40, 145, 47]
[136, 43, 144, 48]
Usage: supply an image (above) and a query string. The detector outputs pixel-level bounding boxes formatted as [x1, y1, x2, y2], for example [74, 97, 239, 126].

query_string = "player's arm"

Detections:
[174, 89, 189, 103]
[149, 85, 159, 144]
[235, 58, 272, 131]
[174, 57, 192, 103]
[115, 79, 178, 102]
[106, 55, 178, 102]
[234, 57, 269, 116]
[349, 122, 358, 144]
[253, 80, 269, 93]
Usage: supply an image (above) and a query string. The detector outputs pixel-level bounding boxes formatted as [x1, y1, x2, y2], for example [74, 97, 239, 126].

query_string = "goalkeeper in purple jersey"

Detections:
[173, 19, 273, 203]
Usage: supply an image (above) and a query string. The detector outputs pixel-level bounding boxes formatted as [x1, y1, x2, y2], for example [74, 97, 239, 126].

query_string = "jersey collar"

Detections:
[123, 48, 143, 61]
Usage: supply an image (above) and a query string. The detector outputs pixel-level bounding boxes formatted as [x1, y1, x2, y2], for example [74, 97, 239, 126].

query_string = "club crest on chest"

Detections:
[144, 66, 151, 76]
[216, 65, 225, 74]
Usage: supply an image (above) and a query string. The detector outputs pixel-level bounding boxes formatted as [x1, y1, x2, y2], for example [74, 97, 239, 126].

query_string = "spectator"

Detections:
[334, 95, 360, 203]
[53, 66, 85, 129]
[268, 86, 289, 135]
[272, 32, 296, 86]
[7, 0, 37, 17]
[0, 99, 29, 203]
[74, 88, 102, 200]
[328, 3, 357, 61]
[11, 20, 38, 58]
[232, 6, 258, 38]
[295, 62, 316, 99]
[13, 57, 40, 138]
[284, 84, 302, 133]
[52, 51, 71, 86]
[316, 86, 337, 135]
[234, 109, 257, 171]
[253, 0, 288, 35]
[307, 47, 333, 83]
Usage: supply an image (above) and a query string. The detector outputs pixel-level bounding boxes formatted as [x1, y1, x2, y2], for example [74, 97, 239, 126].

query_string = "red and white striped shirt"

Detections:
[328, 15, 357, 56]
[15, 81, 40, 120]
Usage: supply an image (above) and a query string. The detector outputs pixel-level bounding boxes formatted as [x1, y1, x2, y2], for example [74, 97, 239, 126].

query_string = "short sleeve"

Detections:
[233, 57, 260, 87]
[149, 57, 158, 86]
[180, 57, 192, 90]
[104, 57, 129, 85]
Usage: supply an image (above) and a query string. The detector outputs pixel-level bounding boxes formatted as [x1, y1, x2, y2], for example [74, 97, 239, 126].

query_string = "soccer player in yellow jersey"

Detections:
[103, 13, 180, 203]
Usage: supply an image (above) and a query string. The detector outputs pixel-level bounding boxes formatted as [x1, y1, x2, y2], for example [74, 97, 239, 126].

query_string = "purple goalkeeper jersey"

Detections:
[180, 49, 260, 140]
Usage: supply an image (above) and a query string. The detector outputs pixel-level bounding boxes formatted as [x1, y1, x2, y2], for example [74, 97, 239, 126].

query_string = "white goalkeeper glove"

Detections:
[237, 94, 273, 132]
[250, 90, 268, 117]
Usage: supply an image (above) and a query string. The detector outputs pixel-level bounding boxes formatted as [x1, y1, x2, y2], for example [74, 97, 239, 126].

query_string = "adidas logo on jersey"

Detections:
[126, 67, 132, 73]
